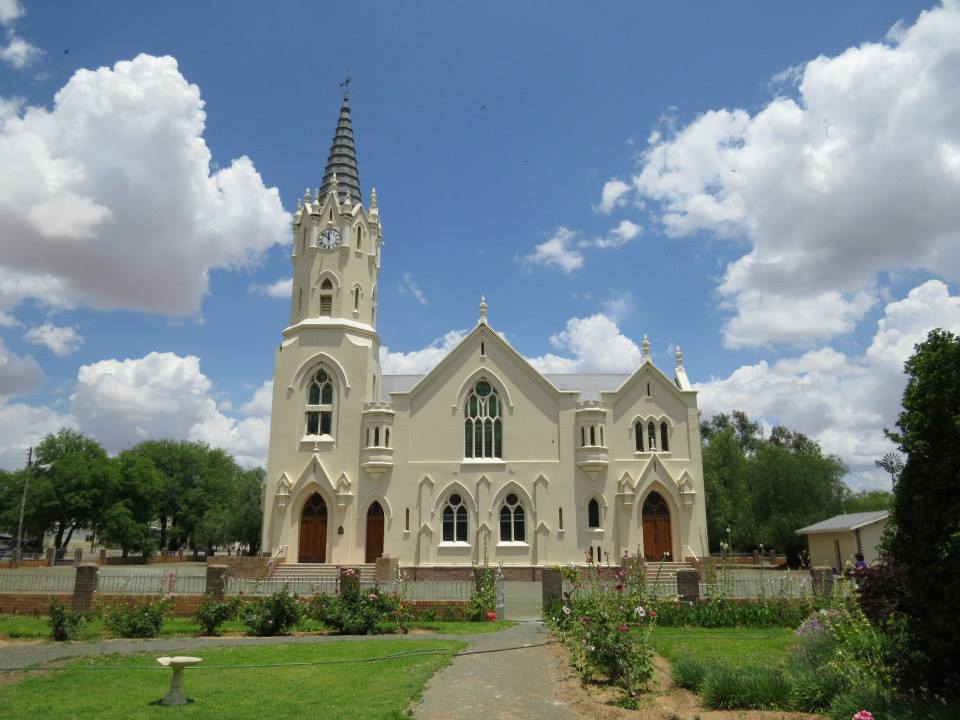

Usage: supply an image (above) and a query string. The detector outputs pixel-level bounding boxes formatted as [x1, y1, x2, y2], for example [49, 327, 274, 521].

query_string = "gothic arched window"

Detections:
[635, 421, 644, 451]
[660, 421, 670, 452]
[647, 421, 657, 451]
[319, 278, 334, 316]
[353, 286, 360, 311]
[464, 380, 502, 458]
[442, 493, 468, 543]
[305, 368, 334, 436]
[588, 498, 601, 528]
[499, 493, 525, 543]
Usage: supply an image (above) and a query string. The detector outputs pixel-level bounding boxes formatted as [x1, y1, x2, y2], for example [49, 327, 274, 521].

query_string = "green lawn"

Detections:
[651, 626, 795, 667]
[0, 613, 512, 640]
[0, 639, 465, 719]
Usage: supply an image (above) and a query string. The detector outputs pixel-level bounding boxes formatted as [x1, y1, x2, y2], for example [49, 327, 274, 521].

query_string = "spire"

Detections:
[319, 95, 361, 205]
[642, 334, 650, 361]
[675, 345, 683, 368]
[478, 295, 488, 325]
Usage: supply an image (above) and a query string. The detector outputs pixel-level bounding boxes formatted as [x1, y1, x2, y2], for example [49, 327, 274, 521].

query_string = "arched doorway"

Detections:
[641, 491, 672, 561]
[365, 501, 385, 563]
[299, 494, 327, 563]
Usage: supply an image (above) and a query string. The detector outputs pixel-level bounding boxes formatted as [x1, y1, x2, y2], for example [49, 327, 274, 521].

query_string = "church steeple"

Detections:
[319, 95, 361, 204]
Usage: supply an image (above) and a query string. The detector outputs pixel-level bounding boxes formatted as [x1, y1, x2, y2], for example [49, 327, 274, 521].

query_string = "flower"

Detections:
[588, 645, 595, 652]
[615, 583, 624, 592]
[486, 611, 497, 622]
[562, 606, 571, 615]
[368, 593, 378, 601]
[635, 606, 646, 618]
[649, 610, 657, 618]
[852, 712, 874, 720]
[618, 624, 629, 632]
[581, 615, 591, 625]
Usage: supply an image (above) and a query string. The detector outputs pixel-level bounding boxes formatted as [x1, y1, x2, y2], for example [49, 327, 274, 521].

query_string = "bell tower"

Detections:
[262, 92, 384, 561]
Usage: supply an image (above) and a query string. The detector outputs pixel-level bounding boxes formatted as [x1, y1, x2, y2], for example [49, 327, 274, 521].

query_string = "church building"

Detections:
[261, 96, 709, 573]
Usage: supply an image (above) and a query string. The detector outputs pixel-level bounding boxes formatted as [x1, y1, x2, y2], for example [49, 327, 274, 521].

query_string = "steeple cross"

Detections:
[339, 74, 352, 97]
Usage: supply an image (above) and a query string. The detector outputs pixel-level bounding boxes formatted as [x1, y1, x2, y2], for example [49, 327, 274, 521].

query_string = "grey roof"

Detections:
[319, 96, 361, 205]
[795, 511, 889, 535]
[380, 372, 633, 401]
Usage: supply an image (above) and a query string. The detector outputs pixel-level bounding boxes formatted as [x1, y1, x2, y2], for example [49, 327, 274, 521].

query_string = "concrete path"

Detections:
[414, 622, 579, 720]
[0, 631, 474, 671]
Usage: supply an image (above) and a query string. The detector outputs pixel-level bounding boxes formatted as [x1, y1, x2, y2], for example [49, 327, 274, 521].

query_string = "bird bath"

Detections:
[155, 656, 202, 706]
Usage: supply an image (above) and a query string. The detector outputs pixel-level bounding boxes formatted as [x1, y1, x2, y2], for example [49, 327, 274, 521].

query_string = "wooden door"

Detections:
[365, 502, 384, 563]
[299, 494, 327, 563]
[642, 492, 672, 561]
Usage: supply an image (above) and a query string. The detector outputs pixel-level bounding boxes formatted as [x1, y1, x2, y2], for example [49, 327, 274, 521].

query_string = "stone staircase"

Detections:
[642, 560, 695, 587]
[270, 563, 377, 582]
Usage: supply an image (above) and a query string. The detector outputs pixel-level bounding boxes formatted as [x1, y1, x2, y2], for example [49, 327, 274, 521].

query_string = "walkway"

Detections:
[414, 622, 579, 720]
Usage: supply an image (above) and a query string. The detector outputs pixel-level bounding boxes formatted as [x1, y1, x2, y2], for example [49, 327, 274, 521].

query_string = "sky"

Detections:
[1, 0, 958, 488]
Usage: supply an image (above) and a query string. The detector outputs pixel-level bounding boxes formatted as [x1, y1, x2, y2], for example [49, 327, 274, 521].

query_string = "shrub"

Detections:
[652, 597, 816, 628]
[786, 665, 848, 712]
[241, 588, 303, 636]
[322, 584, 398, 635]
[103, 595, 173, 638]
[470, 565, 496, 621]
[849, 562, 906, 626]
[193, 594, 238, 636]
[700, 664, 789, 711]
[671, 656, 708, 692]
[47, 598, 85, 641]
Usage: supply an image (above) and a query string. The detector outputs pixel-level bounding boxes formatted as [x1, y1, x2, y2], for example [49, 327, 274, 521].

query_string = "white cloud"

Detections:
[623, 2, 960, 347]
[595, 179, 630, 214]
[580, 219, 643, 250]
[250, 277, 292, 299]
[528, 314, 643, 373]
[23, 323, 83, 356]
[696, 280, 960, 489]
[380, 330, 467, 374]
[601, 290, 634, 323]
[0, 336, 43, 399]
[0, 1, 24, 24]
[0, 1, 40, 70]
[0, 54, 289, 316]
[0, 402, 71, 470]
[523, 227, 584, 273]
[239, 380, 273, 416]
[399, 272, 428, 305]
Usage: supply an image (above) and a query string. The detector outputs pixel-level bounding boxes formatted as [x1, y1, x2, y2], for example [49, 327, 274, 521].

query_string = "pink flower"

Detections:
[368, 593, 378, 601]
[649, 610, 657, 618]
[581, 616, 591, 625]
[615, 583, 624, 592]
[852, 712, 874, 720]
[618, 624, 629, 632]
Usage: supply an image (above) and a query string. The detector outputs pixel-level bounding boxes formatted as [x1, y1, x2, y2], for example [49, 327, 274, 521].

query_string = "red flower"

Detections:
[618, 624, 629, 632]
[615, 583, 624, 591]
[486, 611, 497, 622]
[649, 610, 657, 618]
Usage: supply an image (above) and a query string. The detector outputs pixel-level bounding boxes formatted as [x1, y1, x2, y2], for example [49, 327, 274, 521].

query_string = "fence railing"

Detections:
[561, 577, 679, 600]
[700, 575, 813, 599]
[96, 574, 207, 595]
[0, 573, 75, 593]
[226, 577, 474, 601]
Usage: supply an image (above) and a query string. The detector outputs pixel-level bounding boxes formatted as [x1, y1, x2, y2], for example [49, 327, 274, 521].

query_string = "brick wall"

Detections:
[208, 556, 268, 578]
[0, 593, 73, 615]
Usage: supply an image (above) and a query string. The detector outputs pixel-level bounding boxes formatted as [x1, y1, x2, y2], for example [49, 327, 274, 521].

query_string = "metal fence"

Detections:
[700, 575, 813, 599]
[0, 573, 75, 593]
[226, 577, 474, 601]
[561, 577, 679, 600]
[96, 574, 207, 595]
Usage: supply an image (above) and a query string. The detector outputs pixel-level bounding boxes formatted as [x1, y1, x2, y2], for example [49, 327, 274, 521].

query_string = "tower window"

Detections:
[356, 225, 362, 250]
[588, 498, 601, 529]
[580, 427, 586, 447]
[590, 425, 596, 446]
[635, 421, 644, 451]
[559, 507, 564, 531]
[499, 493, 525, 543]
[405, 508, 410, 532]
[305, 368, 334, 437]
[660, 421, 670, 452]
[298, 287, 303, 314]
[464, 380, 502, 459]
[600, 425, 604, 446]
[320, 278, 334, 316]
[385, 427, 390, 447]
[442, 494, 468, 542]
[374, 426, 380, 447]
[481, 341, 485, 356]
[354, 287, 360, 311]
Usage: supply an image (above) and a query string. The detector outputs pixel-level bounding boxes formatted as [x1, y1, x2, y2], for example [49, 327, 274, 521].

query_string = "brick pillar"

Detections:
[811, 566, 834, 598]
[178, 548, 184, 561]
[542, 567, 564, 608]
[339, 567, 361, 595]
[676, 568, 700, 603]
[46, 547, 56, 567]
[768, 549, 777, 566]
[752, 549, 760, 565]
[98, 548, 107, 564]
[375, 556, 399, 582]
[205, 564, 228, 602]
[72, 563, 99, 612]
[10, 547, 21, 569]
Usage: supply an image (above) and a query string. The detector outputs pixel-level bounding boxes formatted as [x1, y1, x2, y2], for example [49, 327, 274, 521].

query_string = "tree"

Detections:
[887, 329, 960, 693]
[99, 450, 164, 556]
[701, 411, 762, 455]
[229, 467, 264, 554]
[700, 427, 750, 551]
[843, 489, 894, 514]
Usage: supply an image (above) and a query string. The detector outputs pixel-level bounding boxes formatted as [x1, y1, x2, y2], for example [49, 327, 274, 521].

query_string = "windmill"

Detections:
[875, 452, 904, 490]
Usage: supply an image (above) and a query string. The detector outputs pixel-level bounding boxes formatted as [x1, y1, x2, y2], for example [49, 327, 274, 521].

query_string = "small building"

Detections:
[796, 511, 889, 571]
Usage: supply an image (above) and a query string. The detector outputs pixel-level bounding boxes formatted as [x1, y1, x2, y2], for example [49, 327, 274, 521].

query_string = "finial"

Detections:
[370, 187, 378, 210]
[304, 188, 311, 203]
[642, 334, 650, 361]
[313, 187, 320, 203]
[478, 295, 488, 325]
[675, 345, 683, 368]
[343, 188, 352, 206]
[331, 173, 338, 191]
[339, 74, 352, 98]
[296, 196, 302, 210]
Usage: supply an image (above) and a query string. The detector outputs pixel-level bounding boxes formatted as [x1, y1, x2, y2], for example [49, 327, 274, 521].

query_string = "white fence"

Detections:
[226, 577, 474, 601]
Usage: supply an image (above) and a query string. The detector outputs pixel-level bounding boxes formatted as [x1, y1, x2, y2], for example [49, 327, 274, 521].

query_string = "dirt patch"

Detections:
[0, 658, 70, 689]
[549, 640, 826, 720]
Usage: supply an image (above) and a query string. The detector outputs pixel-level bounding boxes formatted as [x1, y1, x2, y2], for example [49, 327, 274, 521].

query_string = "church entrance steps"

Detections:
[270, 563, 376, 581]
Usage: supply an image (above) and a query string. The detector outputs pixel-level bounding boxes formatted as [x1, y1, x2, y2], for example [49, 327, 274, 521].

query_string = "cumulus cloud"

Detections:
[0, 402, 70, 470]
[0, 54, 289, 316]
[696, 280, 960, 488]
[0, 337, 43, 399]
[621, 2, 960, 347]
[595, 179, 630, 214]
[381, 330, 467, 374]
[399, 272, 428, 305]
[580, 219, 643, 250]
[528, 314, 644, 373]
[523, 227, 583, 273]
[239, 380, 273, 416]
[0, 0, 41, 70]
[250, 277, 292, 299]
[23, 323, 83, 356]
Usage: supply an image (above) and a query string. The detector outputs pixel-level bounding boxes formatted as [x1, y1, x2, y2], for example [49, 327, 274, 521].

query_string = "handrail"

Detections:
[263, 545, 287, 577]
[683, 545, 699, 562]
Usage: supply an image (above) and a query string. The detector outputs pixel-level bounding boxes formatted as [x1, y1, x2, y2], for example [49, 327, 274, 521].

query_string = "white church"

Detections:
[261, 96, 709, 575]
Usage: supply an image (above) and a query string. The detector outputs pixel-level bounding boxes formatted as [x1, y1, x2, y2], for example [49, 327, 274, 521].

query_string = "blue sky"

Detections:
[1, 0, 958, 487]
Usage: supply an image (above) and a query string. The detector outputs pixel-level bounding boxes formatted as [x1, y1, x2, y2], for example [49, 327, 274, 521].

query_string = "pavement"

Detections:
[413, 621, 579, 720]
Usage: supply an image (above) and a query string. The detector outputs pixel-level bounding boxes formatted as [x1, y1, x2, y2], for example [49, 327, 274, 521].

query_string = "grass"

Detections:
[0, 613, 512, 640]
[0, 639, 465, 719]
[651, 626, 795, 667]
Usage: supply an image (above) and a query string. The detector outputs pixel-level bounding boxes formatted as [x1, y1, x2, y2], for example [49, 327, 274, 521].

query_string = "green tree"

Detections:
[230, 467, 264, 554]
[843, 489, 894, 513]
[701, 411, 763, 455]
[99, 450, 164, 556]
[700, 427, 750, 551]
[887, 329, 960, 693]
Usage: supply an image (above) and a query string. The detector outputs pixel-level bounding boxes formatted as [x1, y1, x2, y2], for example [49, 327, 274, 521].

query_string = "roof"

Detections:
[795, 511, 889, 535]
[381, 372, 633, 401]
[319, 96, 361, 204]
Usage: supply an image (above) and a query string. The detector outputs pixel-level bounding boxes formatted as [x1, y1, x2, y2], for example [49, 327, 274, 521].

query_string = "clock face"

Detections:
[318, 228, 342, 250]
